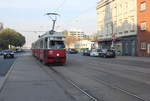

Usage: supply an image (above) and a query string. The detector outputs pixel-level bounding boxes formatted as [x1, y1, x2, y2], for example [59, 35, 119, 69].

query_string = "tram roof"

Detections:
[39, 31, 65, 39]
[32, 31, 65, 44]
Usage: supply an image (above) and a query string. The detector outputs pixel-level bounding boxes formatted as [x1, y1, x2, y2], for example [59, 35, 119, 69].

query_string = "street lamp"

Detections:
[45, 13, 60, 32]
[111, 22, 114, 48]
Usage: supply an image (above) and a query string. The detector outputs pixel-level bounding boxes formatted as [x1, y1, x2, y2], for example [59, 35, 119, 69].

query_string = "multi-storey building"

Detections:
[137, 0, 150, 56]
[97, 0, 137, 56]
[67, 30, 86, 39]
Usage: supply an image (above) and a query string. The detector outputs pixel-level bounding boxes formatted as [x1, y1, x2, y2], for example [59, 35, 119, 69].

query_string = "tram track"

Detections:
[35, 56, 150, 101]
[35, 59, 100, 101]
[49, 67, 99, 101]
[48, 65, 148, 101]
[86, 62, 150, 101]
[51, 67, 148, 101]
[92, 77, 147, 101]
[66, 57, 150, 101]
[58, 66, 148, 101]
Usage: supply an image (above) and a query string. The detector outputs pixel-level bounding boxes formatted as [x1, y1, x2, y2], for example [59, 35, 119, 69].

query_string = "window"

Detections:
[141, 22, 147, 31]
[140, 2, 146, 11]
[130, 17, 135, 32]
[141, 42, 147, 50]
[40, 40, 43, 49]
[147, 44, 150, 54]
[44, 38, 48, 49]
[125, 2, 128, 13]
[49, 41, 65, 49]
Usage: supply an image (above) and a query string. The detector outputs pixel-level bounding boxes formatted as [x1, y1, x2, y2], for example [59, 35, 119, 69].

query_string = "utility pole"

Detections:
[111, 21, 116, 48]
[45, 13, 60, 33]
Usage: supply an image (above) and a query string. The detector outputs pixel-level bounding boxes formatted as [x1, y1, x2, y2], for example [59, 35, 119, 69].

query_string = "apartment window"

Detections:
[130, 17, 135, 32]
[141, 22, 147, 31]
[140, 2, 146, 11]
[125, 2, 128, 13]
[141, 42, 147, 50]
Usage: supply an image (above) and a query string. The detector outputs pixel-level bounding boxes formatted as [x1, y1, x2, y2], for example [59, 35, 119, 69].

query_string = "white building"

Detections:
[97, 0, 137, 56]
[70, 40, 93, 50]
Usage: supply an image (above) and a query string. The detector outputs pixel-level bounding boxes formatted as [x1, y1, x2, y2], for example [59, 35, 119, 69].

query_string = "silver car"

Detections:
[90, 49, 101, 57]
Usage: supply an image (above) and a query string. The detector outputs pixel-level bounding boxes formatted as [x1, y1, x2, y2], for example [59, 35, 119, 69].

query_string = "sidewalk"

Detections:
[0, 53, 71, 101]
[117, 56, 150, 62]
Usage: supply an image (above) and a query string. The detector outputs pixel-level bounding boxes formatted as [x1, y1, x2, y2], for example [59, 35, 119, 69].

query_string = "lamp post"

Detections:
[111, 22, 114, 48]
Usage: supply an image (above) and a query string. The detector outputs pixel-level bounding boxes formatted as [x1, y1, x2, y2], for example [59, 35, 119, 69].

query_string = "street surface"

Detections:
[0, 52, 150, 101]
[0, 56, 16, 76]
[52, 54, 150, 101]
[0, 53, 92, 101]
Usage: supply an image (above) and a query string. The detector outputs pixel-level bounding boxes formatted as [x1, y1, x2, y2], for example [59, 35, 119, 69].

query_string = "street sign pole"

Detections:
[111, 22, 114, 48]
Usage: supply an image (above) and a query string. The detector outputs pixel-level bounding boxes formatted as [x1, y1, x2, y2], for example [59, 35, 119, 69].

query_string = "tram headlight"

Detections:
[56, 53, 60, 56]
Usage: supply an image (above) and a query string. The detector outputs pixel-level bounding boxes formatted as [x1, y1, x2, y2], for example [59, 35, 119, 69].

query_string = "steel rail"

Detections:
[50, 67, 99, 101]
[35, 60, 99, 101]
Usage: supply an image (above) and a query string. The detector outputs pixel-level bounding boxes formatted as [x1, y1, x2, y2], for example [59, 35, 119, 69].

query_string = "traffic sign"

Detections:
[112, 34, 116, 40]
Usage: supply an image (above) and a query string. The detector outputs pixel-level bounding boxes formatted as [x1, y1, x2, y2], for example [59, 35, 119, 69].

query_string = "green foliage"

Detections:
[0, 28, 26, 49]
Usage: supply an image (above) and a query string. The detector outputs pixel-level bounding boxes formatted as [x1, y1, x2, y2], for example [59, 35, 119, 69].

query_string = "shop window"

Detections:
[140, 2, 146, 11]
[141, 42, 147, 50]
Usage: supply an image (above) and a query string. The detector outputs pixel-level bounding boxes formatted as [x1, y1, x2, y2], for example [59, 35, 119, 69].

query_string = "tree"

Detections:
[0, 28, 26, 49]
[63, 30, 78, 48]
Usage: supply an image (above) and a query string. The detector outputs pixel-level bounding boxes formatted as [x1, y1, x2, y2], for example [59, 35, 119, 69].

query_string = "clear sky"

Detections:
[0, 0, 99, 47]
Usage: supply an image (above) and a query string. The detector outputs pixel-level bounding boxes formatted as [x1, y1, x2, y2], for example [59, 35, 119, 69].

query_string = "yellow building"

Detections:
[67, 30, 86, 40]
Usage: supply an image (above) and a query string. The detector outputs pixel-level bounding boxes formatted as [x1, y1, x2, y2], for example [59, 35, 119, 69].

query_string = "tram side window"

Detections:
[49, 41, 65, 49]
[44, 38, 48, 49]
[40, 40, 44, 49]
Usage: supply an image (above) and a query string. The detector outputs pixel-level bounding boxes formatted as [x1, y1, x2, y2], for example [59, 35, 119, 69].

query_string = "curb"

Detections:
[0, 58, 17, 92]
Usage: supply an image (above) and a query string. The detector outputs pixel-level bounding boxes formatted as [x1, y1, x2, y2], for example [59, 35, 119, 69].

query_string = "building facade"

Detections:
[97, 0, 138, 56]
[137, 0, 150, 56]
[67, 30, 86, 40]
[70, 40, 93, 50]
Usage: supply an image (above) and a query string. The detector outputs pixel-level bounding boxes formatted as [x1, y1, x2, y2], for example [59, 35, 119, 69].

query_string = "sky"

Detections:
[0, 0, 99, 47]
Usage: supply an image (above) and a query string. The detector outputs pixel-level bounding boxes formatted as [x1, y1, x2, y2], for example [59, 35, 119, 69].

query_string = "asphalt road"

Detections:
[52, 54, 150, 101]
[0, 55, 16, 77]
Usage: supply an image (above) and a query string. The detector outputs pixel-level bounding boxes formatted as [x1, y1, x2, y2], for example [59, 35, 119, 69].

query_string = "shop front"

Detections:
[98, 35, 137, 56]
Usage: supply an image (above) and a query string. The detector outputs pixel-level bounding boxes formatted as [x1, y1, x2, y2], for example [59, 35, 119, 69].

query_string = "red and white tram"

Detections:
[31, 31, 66, 64]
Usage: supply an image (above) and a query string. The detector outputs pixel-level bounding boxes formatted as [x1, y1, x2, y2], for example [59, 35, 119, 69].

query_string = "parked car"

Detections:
[99, 49, 116, 58]
[90, 49, 101, 57]
[0, 50, 4, 56]
[3, 50, 15, 59]
[82, 49, 91, 56]
[68, 49, 78, 54]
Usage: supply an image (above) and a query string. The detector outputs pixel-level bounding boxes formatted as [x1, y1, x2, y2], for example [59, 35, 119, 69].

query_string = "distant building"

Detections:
[0, 23, 4, 30]
[67, 30, 86, 39]
[137, 0, 150, 56]
[97, 0, 138, 56]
